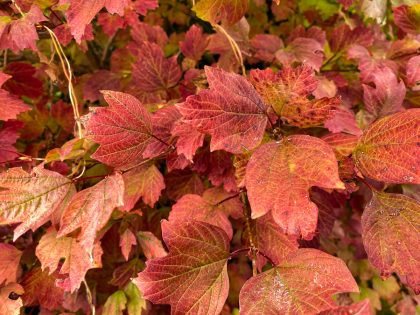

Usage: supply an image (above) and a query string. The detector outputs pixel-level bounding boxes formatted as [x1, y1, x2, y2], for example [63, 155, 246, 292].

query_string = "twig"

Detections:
[83, 280, 95, 315]
[212, 24, 246, 75]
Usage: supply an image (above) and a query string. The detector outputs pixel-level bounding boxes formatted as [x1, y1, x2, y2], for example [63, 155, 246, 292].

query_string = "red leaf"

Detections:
[353, 109, 420, 184]
[137, 231, 167, 260]
[83, 70, 121, 102]
[171, 120, 205, 161]
[169, 187, 243, 239]
[361, 192, 420, 293]
[250, 34, 283, 63]
[119, 229, 137, 261]
[325, 105, 362, 136]
[393, 5, 420, 35]
[407, 55, 420, 91]
[177, 66, 268, 154]
[0, 71, 30, 121]
[193, 0, 249, 26]
[165, 170, 205, 200]
[121, 162, 165, 210]
[84, 91, 153, 169]
[275, 37, 324, 71]
[0, 167, 76, 240]
[143, 106, 181, 159]
[21, 267, 65, 310]
[252, 214, 299, 265]
[180, 25, 209, 61]
[322, 133, 360, 160]
[58, 173, 124, 252]
[134, 220, 230, 315]
[131, 42, 181, 92]
[3, 62, 43, 99]
[362, 67, 406, 120]
[0, 121, 22, 163]
[0, 244, 22, 285]
[239, 249, 358, 315]
[36, 228, 103, 292]
[0, 283, 24, 315]
[318, 299, 371, 315]
[246, 136, 344, 239]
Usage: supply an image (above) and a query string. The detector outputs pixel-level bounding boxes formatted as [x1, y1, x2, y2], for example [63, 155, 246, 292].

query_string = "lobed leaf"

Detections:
[246, 136, 344, 239]
[361, 192, 420, 293]
[0, 167, 76, 241]
[239, 249, 359, 315]
[134, 220, 230, 315]
[0, 243, 22, 285]
[0, 71, 30, 121]
[353, 109, 420, 184]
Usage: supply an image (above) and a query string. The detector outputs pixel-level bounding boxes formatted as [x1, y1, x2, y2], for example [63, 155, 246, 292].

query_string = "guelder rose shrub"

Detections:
[0, 0, 419, 314]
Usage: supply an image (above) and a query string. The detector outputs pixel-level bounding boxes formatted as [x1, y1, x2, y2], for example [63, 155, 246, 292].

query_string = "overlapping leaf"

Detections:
[135, 220, 230, 315]
[36, 229, 103, 292]
[121, 162, 165, 210]
[169, 187, 243, 239]
[246, 136, 344, 239]
[58, 173, 124, 252]
[137, 231, 167, 260]
[0, 244, 22, 285]
[193, 0, 248, 26]
[84, 91, 153, 170]
[0, 167, 76, 240]
[0, 71, 29, 121]
[361, 192, 420, 293]
[353, 109, 420, 184]
[177, 66, 268, 153]
[239, 249, 359, 315]
[0, 283, 24, 315]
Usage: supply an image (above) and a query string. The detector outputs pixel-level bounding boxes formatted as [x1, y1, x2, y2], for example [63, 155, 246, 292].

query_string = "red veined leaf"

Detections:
[119, 229, 137, 261]
[131, 42, 182, 93]
[83, 70, 121, 102]
[322, 133, 360, 160]
[129, 21, 168, 48]
[250, 65, 338, 127]
[353, 109, 420, 184]
[239, 249, 359, 315]
[246, 136, 345, 239]
[21, 267, 65, 310]
[143, 106, 181, 159]
[166, 151, 190, 172]
[84, 91, 153, 170]
[275, 37, 324, 71]
[180, 25, 209, 61]
[361, 192, 420, 293]
[165, 170, 205, 200]
[192, 0, 248, 26]
[318, 299, 372, 315]
[0, 121, 22, 163]
[171, 120, 205, 161]
[0, 283, 24, 315]
[134, 220, 230, 315]
[407, 55, 420, 91]
[393, 5, 420, 35]
[0, 244, 22, 285]
[0, 167, 76, 241]
[169, 187, 243, 239]
[137, 231, 167, 260]
[177, 66, 268, 154]
[250, 34, 283, 63]
[330, 25, 373, 52]
[0, 71, 30, 121]
[362, 67, 406, 120]
[58, 173, 124, 252]
[251, 214, 299, 265]
[36, 228, 103, 292]
[121, 162, 165, 210]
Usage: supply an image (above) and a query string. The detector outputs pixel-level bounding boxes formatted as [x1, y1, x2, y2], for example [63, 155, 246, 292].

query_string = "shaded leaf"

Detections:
[193, 0, 248, 26]
[84, 91, 153, 170]
[180, 25, 209, 61]
[177, 66, 268, 154]
[353, 109, 420, 184]
[103, 291, 127, 315]
[58, 173, 124, 252]
[0, 167, 76, 240]
[121, 163, 165, 210]
[36, 229, 103, 292]
[125, 282, 147, 315]
[0, 71, 30, 121]
[0, 121, 21, 163]
[239, 249, 359, 315]
[134, 220, 230, 315]
[246, 136, 344, 239]
[165, 170, 205, 200]
[361, 192, 420, 293]
[0, 243, 22, 285]
[137, 231, 167, 260]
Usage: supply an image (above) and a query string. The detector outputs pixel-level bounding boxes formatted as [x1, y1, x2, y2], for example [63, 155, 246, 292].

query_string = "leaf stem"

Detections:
[215, 191, 242, 206]
[83, 280, 95, 315]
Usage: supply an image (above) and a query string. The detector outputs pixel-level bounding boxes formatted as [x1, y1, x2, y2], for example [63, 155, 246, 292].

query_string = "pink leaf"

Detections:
[180, 25, 208, 61]
[119, 229, 137, 261]
[137, 231, 167, 260]
[0, 244, 22, 285]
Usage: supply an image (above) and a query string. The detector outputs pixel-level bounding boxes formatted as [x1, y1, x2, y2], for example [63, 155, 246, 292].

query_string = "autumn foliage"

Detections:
[0, 0, 419, 314]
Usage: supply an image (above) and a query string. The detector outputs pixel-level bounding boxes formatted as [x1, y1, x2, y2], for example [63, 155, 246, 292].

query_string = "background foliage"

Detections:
[0, 0, 419, 314]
